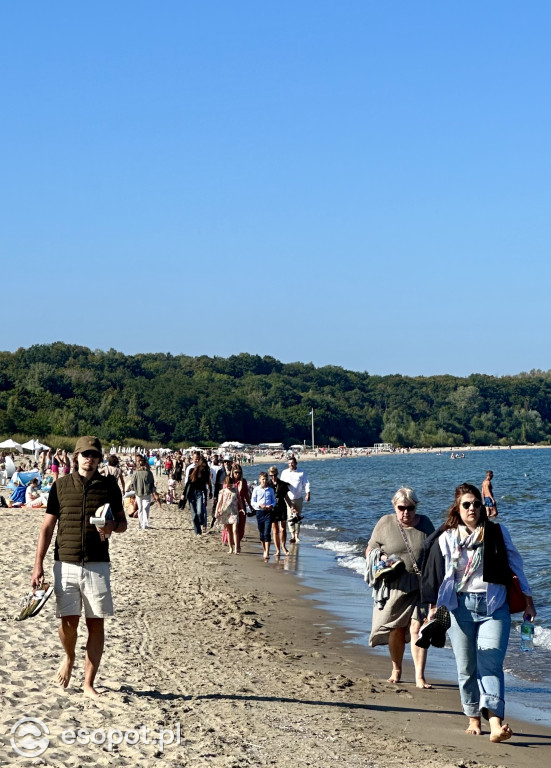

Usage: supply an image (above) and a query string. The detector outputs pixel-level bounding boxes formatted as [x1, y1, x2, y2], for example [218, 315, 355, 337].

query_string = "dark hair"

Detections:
[444, 483, 487, 530]
[136, 454, 149, 470]
[107, 455, 120, 467]
[190, 458, 208, 483]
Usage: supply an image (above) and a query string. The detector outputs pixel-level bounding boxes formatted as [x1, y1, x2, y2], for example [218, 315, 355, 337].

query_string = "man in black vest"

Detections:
[31, 436, 126, 698]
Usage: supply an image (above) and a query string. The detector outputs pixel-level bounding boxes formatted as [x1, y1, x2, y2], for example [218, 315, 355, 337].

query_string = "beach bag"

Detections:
[507, 572, 526, 614]
[495, 524, 526, 613]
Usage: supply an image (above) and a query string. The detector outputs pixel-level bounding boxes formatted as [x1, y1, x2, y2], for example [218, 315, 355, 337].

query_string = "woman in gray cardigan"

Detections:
[128, 454, 158, 530]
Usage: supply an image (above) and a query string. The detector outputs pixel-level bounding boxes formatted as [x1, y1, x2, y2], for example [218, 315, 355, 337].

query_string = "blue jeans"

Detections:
[449, 593, 511, 720]
[189, 490, 206, 534]
[255, 509, 272, 543]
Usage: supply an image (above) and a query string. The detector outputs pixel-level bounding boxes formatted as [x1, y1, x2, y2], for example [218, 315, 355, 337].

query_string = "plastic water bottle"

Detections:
[520, 620, 535, 652]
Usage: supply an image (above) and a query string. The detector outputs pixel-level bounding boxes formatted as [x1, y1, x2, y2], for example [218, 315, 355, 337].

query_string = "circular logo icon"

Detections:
[10, 717, 50, 757]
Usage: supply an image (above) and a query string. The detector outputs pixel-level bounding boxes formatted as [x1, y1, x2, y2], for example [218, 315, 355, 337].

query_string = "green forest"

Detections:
[1, 343, 551, 449]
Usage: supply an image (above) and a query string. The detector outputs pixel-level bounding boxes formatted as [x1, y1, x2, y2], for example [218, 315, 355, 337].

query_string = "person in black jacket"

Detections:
[421, 483, 535, 743]
[268, 466, 291, 556]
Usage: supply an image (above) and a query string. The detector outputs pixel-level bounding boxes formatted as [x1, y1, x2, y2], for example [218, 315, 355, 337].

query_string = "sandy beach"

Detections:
[275, 444, 551, 464]
[2, 480, 551, 768]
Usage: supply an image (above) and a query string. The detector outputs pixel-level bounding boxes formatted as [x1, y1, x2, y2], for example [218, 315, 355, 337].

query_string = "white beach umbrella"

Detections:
[0, 438, 24, 452]
[21, 439, 50, 451]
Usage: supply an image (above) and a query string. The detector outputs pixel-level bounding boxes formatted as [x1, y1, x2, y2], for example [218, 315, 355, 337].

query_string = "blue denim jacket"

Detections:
[436, 524, 531, 615]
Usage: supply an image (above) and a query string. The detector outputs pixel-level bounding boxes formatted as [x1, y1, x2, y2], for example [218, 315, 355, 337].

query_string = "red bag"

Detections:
[495, 523, 526, 614]
[507, 572, 526, 614]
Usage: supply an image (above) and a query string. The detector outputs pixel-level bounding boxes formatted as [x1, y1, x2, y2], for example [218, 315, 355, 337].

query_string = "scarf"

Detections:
[451, 525, 484, 593]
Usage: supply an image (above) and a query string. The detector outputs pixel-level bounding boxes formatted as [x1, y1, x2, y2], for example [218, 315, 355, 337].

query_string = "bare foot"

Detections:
[282, 547, 289, 555]
[274, 550, 281, 556]
[466, 717, 482, 735]
[55, 657, 75, 688]
[490, 723, 512, 742]
[83, 684, 103, 699]
[387, 672, 401, 684]
[415, 678, 433, 689]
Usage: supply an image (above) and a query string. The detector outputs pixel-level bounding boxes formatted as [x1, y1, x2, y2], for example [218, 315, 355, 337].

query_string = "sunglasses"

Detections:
[461, 500, 481, 510]
[397, 505, 415, 512]
[81, 451, 100, 459]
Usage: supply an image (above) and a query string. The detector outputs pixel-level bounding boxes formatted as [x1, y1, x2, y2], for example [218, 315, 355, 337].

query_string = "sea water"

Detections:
[245, 449, 551, 725]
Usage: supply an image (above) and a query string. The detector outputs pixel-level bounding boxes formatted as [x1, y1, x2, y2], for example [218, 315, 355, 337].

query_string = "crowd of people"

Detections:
[156, 449, 312, 561]
[7, 435, 536, 745]
[4, 444, 312, 559]
[22, 435, 311, 700]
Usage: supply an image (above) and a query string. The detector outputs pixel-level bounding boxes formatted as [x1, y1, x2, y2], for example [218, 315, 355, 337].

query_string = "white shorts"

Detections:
[53, 561, 113, 618]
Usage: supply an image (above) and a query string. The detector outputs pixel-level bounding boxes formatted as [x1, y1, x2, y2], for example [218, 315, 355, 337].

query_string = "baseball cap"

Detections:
[74, 436, 103, 455]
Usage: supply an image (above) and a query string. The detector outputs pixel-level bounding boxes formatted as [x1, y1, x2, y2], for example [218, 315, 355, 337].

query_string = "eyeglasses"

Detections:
[461, 500, 481, 510]
[81, 451, 100, 459]
[269, 473, 277, 476]
[397, 505, 415, 512]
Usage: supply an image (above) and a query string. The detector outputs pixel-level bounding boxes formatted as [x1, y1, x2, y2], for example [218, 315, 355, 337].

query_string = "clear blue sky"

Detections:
[2, 2, 550, 377]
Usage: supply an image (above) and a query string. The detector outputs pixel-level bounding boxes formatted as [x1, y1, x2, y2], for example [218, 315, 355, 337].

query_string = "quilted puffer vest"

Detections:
[54, 470, 121, 563]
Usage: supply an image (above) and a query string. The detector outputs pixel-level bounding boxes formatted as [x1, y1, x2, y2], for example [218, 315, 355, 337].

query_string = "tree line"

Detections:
[1, 343, 551, 448]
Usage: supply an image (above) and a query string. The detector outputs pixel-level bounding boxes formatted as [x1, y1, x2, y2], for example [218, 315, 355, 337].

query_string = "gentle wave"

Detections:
[314, 540, 358, 555]
[301, 523, 338, 532]
[335, 554, 366, 577]
[313, 539, 367, 577]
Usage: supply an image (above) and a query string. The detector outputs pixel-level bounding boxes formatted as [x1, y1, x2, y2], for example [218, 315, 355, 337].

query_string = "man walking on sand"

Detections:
[280, 456, 310, 543]
[481, 470, 498, 518]
[31, 436, 127, 698]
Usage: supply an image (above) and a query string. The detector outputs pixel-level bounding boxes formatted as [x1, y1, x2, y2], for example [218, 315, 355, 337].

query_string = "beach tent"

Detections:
[219, 441, 245, 449]
[0, 439, 23, 452]
[8, 469, 42, 490]
[21, 439, 50, 452]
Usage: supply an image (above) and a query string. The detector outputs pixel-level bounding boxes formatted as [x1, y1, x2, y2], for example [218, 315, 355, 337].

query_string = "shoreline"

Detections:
[271, 444, 551, 463]
[2, 497, 551, 767]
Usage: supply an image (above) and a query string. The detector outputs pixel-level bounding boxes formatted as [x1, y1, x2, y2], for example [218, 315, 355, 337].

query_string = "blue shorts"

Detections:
[484, 497, 494, 507]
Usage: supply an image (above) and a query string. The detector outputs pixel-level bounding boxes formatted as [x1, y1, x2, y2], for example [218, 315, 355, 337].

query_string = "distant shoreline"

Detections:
[290, 443, 551, 462]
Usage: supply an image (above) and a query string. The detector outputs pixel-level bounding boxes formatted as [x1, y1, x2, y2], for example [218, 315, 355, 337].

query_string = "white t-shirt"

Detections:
[280, 468, 310, 500]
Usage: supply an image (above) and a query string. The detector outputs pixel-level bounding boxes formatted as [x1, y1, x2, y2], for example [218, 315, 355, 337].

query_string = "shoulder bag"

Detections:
[495, 524, 525, 614]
